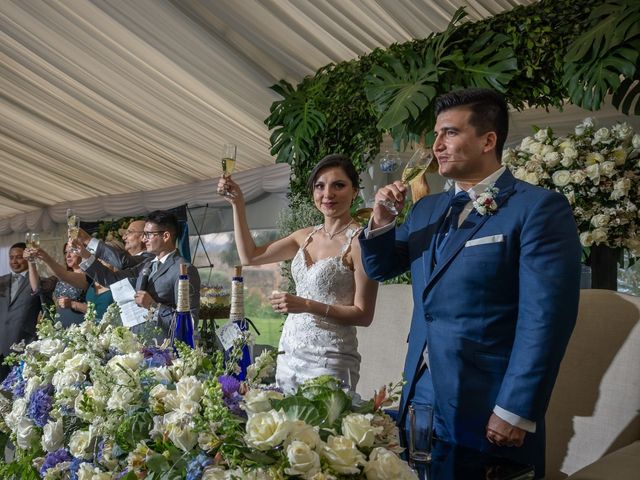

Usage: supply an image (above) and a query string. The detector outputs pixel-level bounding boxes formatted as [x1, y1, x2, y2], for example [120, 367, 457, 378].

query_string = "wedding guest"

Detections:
[76, 219, 153, 270]
[360, 88, 581, 478]
[26, 243, 88, 327]
[218, 154, 378, 393]
[0, 243, 40, 379]
[74, 210, 200, 338]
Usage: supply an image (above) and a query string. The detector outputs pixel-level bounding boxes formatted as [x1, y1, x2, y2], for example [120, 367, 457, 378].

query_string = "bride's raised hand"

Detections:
[217, 176, 244, 204]
[270, 291, 307, 314]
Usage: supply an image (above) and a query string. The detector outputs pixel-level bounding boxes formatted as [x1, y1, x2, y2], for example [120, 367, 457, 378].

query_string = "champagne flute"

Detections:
[25, 232, 33, 249]
[377, 146, 434, 215]
[31, 233, 40, 249]
[67, 209, 80, 254]
[220, 143, 237, 196]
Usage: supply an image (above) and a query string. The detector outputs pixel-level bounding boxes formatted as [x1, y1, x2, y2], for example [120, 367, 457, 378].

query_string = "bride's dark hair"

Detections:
[306, 154, 360, 195]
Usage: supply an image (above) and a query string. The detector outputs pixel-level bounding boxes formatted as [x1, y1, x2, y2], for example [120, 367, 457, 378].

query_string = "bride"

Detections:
[217, 154, 378, 393]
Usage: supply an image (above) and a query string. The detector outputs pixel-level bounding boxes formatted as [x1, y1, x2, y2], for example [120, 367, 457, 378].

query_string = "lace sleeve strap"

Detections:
[301, 225, 323, 249]
[340, 226, 363, 256]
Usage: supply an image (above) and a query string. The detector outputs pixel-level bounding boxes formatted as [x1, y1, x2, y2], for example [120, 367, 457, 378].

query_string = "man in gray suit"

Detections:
[77, 211, 200, 338]
[0, 243, 40, 379]
[78, 219, 153, 270]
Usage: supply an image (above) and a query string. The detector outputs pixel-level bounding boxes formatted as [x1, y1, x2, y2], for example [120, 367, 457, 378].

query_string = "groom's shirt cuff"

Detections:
[494, 405, 536, 433]
[364, 218, 396, 239]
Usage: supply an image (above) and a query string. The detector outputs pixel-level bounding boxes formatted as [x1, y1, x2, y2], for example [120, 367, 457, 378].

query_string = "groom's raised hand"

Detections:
[372, 181, 407, 229]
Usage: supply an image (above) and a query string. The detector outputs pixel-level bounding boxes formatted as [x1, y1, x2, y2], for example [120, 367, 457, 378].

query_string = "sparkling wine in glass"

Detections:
[30, 233, 40, 249]
[220, 143, 237, 196]
[25, 232, 33, 249]
[378, 146, 434, 215]
[67, 209, 80, 253]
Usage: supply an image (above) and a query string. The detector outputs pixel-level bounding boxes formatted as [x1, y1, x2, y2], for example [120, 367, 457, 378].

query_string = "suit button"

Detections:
[424, 314, 433, 322]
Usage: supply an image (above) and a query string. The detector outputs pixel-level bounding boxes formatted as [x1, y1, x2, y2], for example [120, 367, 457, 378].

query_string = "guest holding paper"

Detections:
[218, 154, 378, 393]
[25, 243, 88, 327]
[360, 88, 581, 478]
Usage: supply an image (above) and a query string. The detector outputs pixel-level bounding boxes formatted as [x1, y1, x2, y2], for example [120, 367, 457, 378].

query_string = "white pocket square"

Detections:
[465, 234, 504, 247]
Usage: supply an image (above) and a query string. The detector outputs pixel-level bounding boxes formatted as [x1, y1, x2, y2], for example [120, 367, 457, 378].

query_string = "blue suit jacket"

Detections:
[360, 170, 581, 476]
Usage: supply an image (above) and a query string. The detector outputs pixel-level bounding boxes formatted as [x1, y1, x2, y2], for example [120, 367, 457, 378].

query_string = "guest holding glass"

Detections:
[25, 243, 88, 327]
[217, 154, 378, 393]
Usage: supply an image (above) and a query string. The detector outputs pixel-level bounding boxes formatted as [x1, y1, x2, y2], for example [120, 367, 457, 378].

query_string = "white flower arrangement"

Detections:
[503, 118, 640, 254]
[0, 310, 413, 479]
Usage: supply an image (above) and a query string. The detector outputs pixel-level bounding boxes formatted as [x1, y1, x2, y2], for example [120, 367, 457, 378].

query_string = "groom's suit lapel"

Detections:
[423, 170, 517, 296]
[421, 192, 453, 283]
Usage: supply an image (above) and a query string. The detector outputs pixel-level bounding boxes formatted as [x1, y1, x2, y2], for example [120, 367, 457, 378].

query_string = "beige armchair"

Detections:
[546, 290, 640, 479]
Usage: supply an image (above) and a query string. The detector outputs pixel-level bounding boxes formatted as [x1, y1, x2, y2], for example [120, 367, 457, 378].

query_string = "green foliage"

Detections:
[116, 410, 153, 452]
[563, 0, 640, 114]
[0, 456, 39, 480]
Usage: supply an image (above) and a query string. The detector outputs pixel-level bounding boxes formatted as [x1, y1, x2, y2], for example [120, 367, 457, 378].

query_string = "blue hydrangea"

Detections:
[28, 384, 54, 427]
[142, 346, 173, 368]
[69, 457, 83, 480]
[218, 375, 240, 397]
[40, 449, 72, 477]
[185, 453, 212, 480]
[1, 363, 26, 398]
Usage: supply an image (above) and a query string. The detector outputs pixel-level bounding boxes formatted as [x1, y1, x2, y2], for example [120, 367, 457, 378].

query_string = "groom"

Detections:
[360, 88, 581, 477]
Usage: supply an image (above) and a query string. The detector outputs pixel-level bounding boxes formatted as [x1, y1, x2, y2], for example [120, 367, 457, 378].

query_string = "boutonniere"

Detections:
[472, 184, 499, 216]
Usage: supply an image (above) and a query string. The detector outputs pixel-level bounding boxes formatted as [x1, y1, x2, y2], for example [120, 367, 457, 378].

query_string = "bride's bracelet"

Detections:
[322, 303, 331, 321]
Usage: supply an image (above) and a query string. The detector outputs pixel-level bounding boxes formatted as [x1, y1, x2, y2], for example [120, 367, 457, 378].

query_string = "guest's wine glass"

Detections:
[219, 143, 237, 196]
[377, 146, 434, 215]
[30, 233, 40, 249]
[67, 209, 80, 253]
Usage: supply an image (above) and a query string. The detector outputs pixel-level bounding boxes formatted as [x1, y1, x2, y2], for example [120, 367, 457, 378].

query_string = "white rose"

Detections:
[5, 397, 28, 432]
[287, 420, 321, 449]
[551, 170, 571, 187]
[320, 435, 366, 475]
[501, 149, 516, 164]
[633, 133, 640, 150]
[540, 144, 554, 156]
[24, 375, 43, 398]
[599, 161, 616, 177]
[519, 136, 535, 151]
[612, 122, 633, 140]
[512, 167, 527, 180]
[16, 417, 39, 450]
[285, 441, 321, 479]
[565, 190, 575, 205]
[570, 170, 587, 184]
[558, 139, 575, 152]
[585, 164, 600, 183]
[152, 366, 174, 383]
[585, 152, 605, 165]
[610, 148, 628, 166]
[65, 353, 92, 373]
[201, 467, 247, 480]
[69, 429, 93, 459]
[364, 447, 418, 480]
[175, 376, 204, 404]
[590, 214, 610, 228]
[108, 352, 143, 373]
[592, 227, 608, 245]
[149, 384, 170, 412]
[626, 237, 640, 257]
[580, 231, 593, 247]
[52, 370, 85, 389]
[245, 409, 292, 450]
[523, 172, 539, 185]
[36, 339, 65, 356]
[593, 127, 610, 143]
[47, 349, 73, 370]
[610, 178, 631, 200]
[106, 386, 138, 411]
[528, 141, 543, 155]
[41, 418, 64, 452]
[149, 415, 165, 440]
[543, 151, 561, 167]
[167, 420, 198, 452]
[242, 389, 284, 416]
[342, 413, 383, 449]
[561, 149, 577, 167]
[534, 128, 549, 142]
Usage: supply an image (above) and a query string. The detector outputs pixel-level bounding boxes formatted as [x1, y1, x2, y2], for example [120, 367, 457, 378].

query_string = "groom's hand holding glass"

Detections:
[372, 181, 408, 229]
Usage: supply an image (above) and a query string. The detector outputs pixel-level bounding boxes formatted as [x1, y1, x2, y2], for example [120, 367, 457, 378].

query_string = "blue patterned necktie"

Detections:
[434, 191, 470, 263]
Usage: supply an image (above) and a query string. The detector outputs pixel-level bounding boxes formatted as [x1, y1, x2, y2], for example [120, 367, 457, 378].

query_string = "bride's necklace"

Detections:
[322, 220, 354, 240]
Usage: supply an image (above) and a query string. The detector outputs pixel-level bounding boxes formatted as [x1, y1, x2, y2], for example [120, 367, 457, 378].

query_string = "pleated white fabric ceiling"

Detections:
[0, 0, 549, 225]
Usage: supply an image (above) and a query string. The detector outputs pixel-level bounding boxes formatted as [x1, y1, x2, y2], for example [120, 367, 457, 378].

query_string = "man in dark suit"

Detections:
[78, 219, 153, 270]
[360, 88, 581, 477]
[0, 243, 40, 379]
[77, 211, 200, 338]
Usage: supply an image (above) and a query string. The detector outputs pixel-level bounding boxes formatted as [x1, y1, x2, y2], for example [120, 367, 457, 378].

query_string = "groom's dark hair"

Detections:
[307, 154, 360, 195]
[435, 88, 509, 161]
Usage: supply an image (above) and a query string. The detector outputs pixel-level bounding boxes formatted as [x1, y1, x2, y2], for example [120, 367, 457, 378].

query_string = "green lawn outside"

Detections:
[247, 316, 285, 347]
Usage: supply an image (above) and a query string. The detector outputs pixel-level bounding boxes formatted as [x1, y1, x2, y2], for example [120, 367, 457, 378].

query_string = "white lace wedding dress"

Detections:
[276, 225, 362, 393]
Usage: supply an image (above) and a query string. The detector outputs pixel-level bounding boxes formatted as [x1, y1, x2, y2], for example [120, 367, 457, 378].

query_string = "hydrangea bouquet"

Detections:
[0, 306, 414, 480]
[502, 118, 640, 254]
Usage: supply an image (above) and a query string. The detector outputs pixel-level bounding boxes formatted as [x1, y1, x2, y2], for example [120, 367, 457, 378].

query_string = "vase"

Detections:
[589, 245, 620, 290]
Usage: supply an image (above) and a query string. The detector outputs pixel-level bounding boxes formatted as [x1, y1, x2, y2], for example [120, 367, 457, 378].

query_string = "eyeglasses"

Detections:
[142, 230, 166, 239]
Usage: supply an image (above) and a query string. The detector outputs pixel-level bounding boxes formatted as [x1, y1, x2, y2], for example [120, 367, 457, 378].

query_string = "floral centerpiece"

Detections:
[0, 306, 415, 480]
[502, 118, 640, 255]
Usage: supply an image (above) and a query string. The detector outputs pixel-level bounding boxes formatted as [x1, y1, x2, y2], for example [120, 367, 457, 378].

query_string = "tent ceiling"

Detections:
[7, 0, 639, 226]
[0, 0, 538, 222]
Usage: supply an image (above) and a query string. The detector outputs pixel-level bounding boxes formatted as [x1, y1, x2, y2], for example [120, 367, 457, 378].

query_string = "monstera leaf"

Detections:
[449, 31, 518, 92]
[563, 0, 640, 114]
[265, 78, 327, 164]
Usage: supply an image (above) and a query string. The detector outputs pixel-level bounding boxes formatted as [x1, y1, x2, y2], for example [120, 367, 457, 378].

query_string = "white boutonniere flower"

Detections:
[472, 184, 499, 216]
